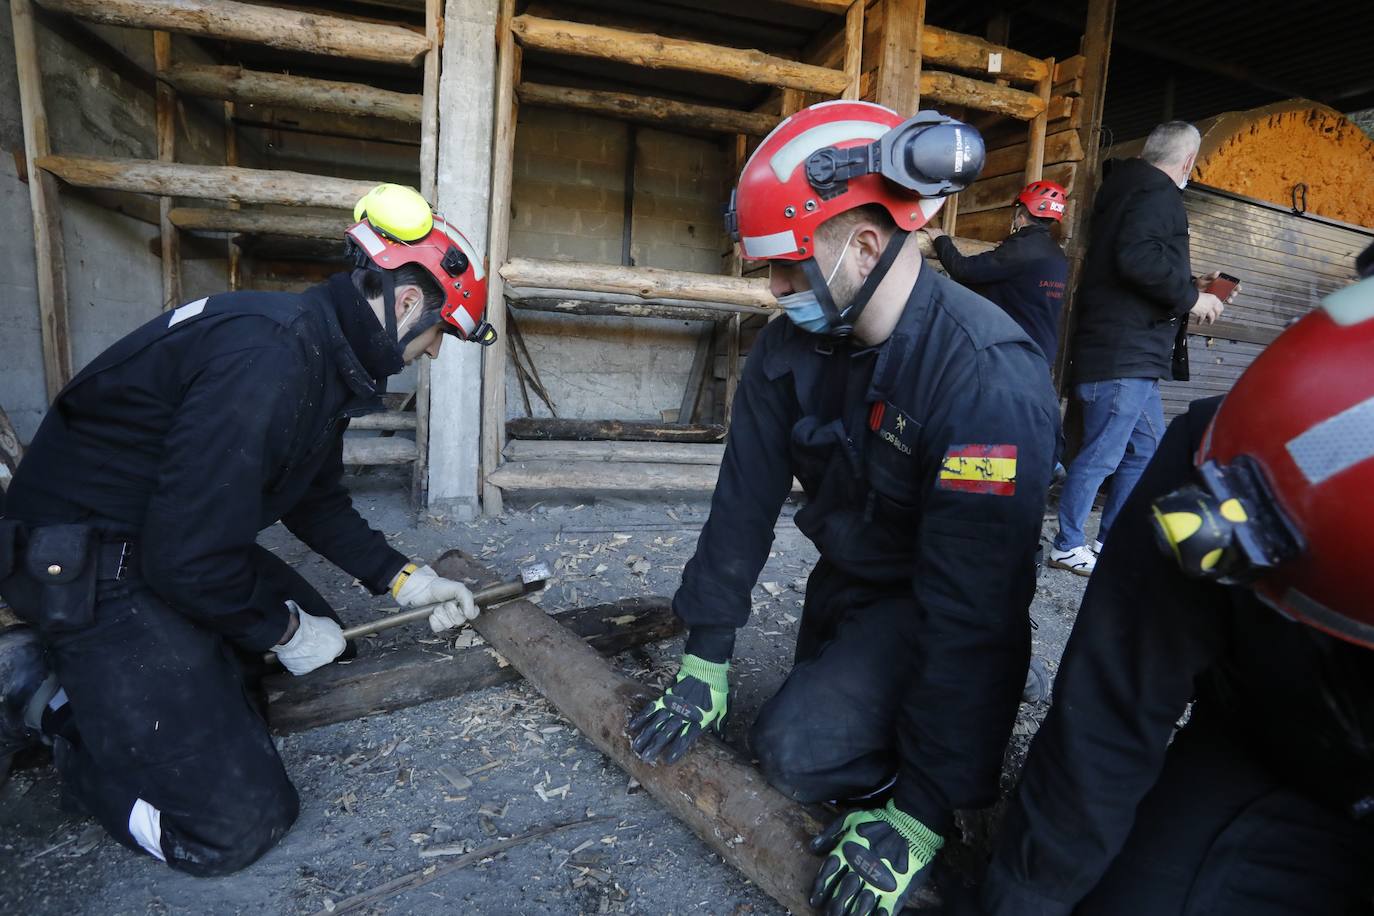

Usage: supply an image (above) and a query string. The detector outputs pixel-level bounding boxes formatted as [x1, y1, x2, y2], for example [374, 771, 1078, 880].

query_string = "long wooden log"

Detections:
[921, 25, 1049, 84]
[980, 129, 1084, 180]
[510, 14, 848, 95]
[506, 418, 725, 443]
[266, 597, 681, 734]
[507, 285, 773, 318]
[37, 155, 378, 209]
[435, 551, 827, 916]
[921, 70, 1045, 120]
[503, 439, 724, 465]
[517, 82, 777, 136]
[163, 64, 422, 123]
[34, 0, 430, 66]
[167, 206, 348, 237]
[501, 257, 775, 309]
[488, 458, 722, 494]
[342, 437, 417, 465]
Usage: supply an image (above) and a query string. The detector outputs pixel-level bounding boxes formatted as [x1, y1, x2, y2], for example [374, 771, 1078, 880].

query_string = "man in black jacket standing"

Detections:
[922, 179, 1069, 365]
[978, 250, 1374, 915]
[0, 185, 493, 875]
[626, 102, 1057, 915]
[1048, 122, 1227, 576]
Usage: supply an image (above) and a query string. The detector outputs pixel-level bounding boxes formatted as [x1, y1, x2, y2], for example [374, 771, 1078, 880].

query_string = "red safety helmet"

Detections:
[345, 184, 495, 346]
[1151, 257, 1374, 649]
[1016, 179, 1067, 222]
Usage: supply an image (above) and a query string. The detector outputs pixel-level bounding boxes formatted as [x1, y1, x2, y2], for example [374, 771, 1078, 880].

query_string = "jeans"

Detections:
[1054, 378, 1164, 551]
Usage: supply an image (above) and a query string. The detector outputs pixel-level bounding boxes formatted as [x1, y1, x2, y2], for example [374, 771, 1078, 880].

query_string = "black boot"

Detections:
[0, 626, 57, 761]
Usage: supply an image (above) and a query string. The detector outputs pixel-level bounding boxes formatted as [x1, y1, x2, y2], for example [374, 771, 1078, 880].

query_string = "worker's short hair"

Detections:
[818, 203, 898, 247]
[353, 264, 444, 312]
[1015, 202, 1058, 227]
[1142, 121, 1202, 168]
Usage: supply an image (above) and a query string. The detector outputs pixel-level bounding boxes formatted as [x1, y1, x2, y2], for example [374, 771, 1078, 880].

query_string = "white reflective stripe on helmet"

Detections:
[128, 798, 167, 862]
[742, 229, 799, 259]
[347, 223, 388, 258]
[1285, 394, 1374, 485]
[918, 196, 944, 222]
[768, 120, 890, 182]
[449, 302, 477, 335]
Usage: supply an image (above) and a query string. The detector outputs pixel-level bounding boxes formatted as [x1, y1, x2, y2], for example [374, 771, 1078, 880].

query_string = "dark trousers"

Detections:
[40, 545, 333, 876]
[749, 561, 916, 804]
[1077, 721, 1374, 916]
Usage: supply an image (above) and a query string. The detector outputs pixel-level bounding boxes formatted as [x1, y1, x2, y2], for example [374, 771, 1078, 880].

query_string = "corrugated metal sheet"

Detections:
[1158, 184, 1372, 419]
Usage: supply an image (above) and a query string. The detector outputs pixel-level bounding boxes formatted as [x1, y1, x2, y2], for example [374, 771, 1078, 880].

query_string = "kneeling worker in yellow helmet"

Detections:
[0, 185, 492, 876]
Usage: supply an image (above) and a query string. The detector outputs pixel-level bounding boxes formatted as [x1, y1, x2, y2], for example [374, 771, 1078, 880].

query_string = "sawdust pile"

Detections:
[1192, 103, 1374, 229]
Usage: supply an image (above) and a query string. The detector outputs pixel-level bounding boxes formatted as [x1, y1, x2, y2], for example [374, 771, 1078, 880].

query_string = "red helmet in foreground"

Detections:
[1152, 250, 1374, 648]
[1016, 179, 1068, 222]
[345, 184, 494, 346]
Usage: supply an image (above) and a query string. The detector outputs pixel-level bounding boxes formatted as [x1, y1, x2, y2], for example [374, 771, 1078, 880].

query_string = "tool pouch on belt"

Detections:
[16, 524, 98, 632]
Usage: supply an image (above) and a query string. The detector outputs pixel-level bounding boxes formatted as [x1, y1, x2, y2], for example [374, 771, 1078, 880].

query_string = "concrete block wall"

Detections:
[504, 107, 731, 421]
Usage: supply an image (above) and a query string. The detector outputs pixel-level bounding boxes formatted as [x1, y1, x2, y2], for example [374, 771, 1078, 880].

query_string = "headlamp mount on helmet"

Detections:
[803, 111, 985, 203]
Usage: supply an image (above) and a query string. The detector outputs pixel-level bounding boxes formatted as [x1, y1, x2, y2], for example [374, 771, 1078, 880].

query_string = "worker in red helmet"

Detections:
[975, 243, 1374, 915]
[0, 184, 490, 876]
[626, 101, 1060, 914]
[922, 180, 1069, 367]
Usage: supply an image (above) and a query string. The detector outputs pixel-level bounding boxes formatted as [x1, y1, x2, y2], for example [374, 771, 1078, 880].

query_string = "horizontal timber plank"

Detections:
[504, 439, 725, 465]
[518, 82, 777, 136]
[489, 458, 721, 494]
[960, 162, 1076, 214]
[38, 155, 378, 209]
[510, 15, 847, 94]
[501, 258, 775, 309]
[506, 286, 774, 322]
[164, 64, 422, 123]
[34, 0, 430, 66]
[342, 437, 416, 465]
[348, 411, 417, 431]
[168, 207, 348, 237]
[981, 129, 1084, 180]
[507, 418, 726, 443]
[265, 597, 681, 734]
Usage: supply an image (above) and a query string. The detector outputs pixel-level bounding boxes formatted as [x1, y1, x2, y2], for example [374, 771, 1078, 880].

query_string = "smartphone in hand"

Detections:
[1206, 272, 1240, 302]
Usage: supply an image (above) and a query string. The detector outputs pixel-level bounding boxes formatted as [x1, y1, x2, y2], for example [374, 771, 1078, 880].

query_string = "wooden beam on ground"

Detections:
[13, 0, 72, 401]
[434, 551, 829, 916]
[266, 597, 681, 734]
[34, 0, 431, 66]
[500, 258, 774, 309]
[510, 15, 848, 95]
[154, 31, 180, 310]
[507, 418, 725, 443]
[37, 155, 378, 209]
[342, 437, 417, 465]
[481, 0, 518, 516]
[163, 64, 422, 123]
[489, 458, 721, 494]
[1023, 57, 1054, 184]
[168, 206, 347, 238]
[505, 287, 773, 322]
[517, 82, 777, 136]
[349, 411, 417, 431]
[503, 439, 724, 465]
[875, 0, 923, 115]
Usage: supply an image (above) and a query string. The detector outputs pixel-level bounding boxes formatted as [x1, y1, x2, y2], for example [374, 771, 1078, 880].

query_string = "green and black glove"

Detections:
[809, 801, 943, 916]
[627, 654, 728, 765]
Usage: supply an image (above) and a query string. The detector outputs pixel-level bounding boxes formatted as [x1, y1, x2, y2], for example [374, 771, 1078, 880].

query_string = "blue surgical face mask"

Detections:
[776, 229, 857, 334]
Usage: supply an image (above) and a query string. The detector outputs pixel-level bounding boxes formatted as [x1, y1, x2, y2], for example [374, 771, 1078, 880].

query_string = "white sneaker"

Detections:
[1048, 545, 1096, 576]
[1091, 539, 1103, 555]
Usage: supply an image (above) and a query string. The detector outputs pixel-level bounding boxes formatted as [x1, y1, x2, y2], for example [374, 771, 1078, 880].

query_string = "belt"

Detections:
[96, 540, 137, 581]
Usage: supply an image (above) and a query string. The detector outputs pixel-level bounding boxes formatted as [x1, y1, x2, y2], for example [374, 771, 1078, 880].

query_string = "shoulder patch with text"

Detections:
[938, 444, 1017, 496]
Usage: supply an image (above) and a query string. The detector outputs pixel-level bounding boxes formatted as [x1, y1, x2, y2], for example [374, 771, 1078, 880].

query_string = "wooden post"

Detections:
[1023, 57, 1055, 185]
[413, 0, 442, 507]
[842, 0, 864, 100]
[678, 324, 714, 425]
[480, 0, 518, 516]
[434, 551, 827, 916]
[154, 31, 180, 309]
[940, 191, 959, 235]
[875, 0, 925, 115]
[224, 101, 242, 291]
[34, 0, 432, 66]
[12, 0, 72, 401]
[1054, 0, 1116, 387]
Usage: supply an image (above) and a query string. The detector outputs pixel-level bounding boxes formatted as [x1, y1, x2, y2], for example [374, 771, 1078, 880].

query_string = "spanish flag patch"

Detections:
[938, 444, 1017, 496]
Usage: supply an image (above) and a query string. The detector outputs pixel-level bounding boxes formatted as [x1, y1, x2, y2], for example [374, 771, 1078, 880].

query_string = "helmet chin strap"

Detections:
[799, 229, 910, 338]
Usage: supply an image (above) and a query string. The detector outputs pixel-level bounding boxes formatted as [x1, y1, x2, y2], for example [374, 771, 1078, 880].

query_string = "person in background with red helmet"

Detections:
[0, 184, 491, 876]
[975, 243, 1374, 916]
[921, 180, 1069, 368]
[626, 101, 1059, 914]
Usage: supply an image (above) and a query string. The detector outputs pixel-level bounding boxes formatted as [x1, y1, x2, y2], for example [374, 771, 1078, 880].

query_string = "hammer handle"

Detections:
[339, 577, 527, 640]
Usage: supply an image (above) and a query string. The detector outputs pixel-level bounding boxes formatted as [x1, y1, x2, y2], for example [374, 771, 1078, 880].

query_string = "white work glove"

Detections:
[391, 563, 479, 633]
[272, 600, 346, 676]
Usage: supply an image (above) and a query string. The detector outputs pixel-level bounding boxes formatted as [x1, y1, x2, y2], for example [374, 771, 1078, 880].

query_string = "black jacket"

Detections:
[980, 398, 1374, 915]
[4, 274, 409, 652]
[1071, 158, 1198, 384]
[932, 223, 1068, 363]
[674, 265, 1058, 828]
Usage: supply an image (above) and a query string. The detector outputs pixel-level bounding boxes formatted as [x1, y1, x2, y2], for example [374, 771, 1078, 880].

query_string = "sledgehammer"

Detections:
[264, 561, 551, 661]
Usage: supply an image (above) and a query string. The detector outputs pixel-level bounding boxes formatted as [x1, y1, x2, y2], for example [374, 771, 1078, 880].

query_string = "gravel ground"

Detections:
[0, 469, 1093, 916]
